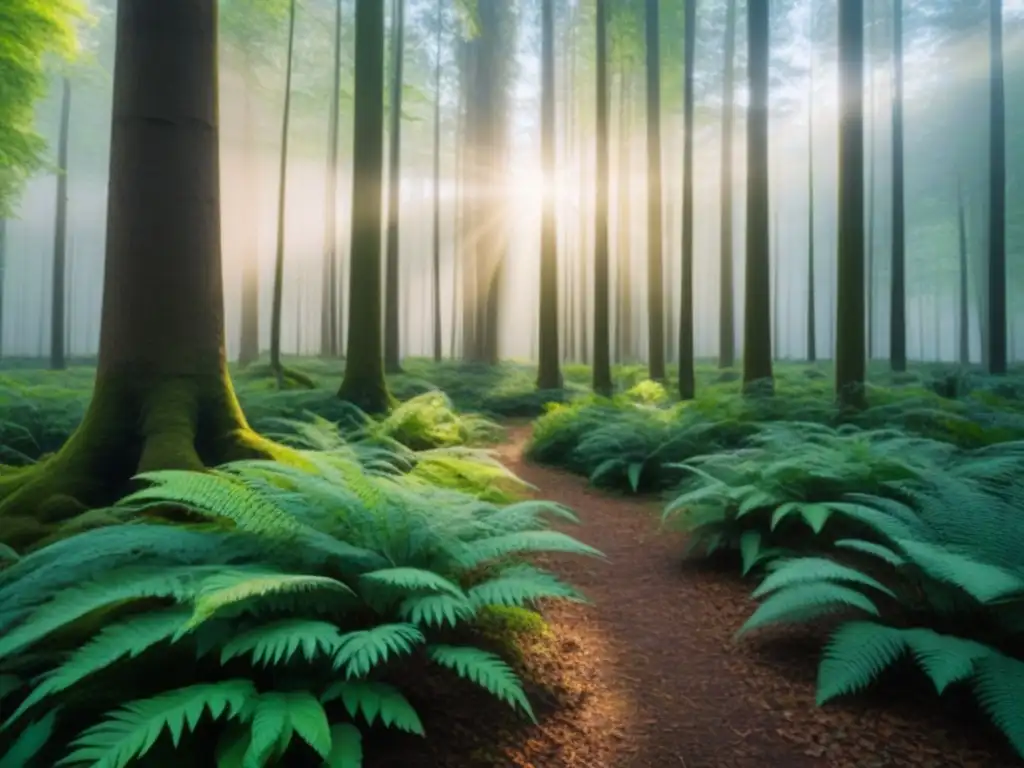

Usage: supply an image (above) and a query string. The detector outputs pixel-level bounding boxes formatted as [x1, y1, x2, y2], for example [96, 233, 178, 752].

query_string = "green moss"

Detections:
[475, 605, 550, 639]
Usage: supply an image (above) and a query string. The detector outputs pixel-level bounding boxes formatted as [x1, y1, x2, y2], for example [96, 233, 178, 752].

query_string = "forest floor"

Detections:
[367, 423, 1021, 768]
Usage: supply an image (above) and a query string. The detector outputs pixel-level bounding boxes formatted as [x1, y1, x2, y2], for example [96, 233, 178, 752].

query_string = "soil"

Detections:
[368, 425, 1022, 768]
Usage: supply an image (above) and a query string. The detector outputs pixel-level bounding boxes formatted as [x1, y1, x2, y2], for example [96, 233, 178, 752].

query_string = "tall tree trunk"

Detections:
[237, 61, 260, 366]
[269, 0, 297, 385]
[384, 0, 406, 373]
[0, 0, 288, 549]
[719, 0, 737, 368]
[678, 0, 696, 399]
[537, 0, 562, 389]
[806, 5, 817, 363]
[836, 0, 867, 408]
[644, 0, 665, 381]
[592, 0, 612, 396]
[772, 210, 780, 359]
[866, 0, 876, 360]
[889, 0, 907, 371]
[957, 176, 970, 366]
[615, 65, 633, 364]
[742, 1, 773, 392]
[338, 0, 392, 413]
[51, 77, 72, 371]
[987, 0, 1006, 374]
[431, 0, 443, 363]
[320, 0, 343, 358]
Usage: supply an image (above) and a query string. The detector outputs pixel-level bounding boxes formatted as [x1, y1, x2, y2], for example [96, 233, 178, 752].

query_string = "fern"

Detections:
[739, 582, 880, 636]
[333, 624, 426, 679]
[398, 593, 475, 628]
[321, 681, 424, 735]
[428, 645, 535, 720]
[467, 566, 583, 609]
[0, 710, 57, 768]
[245, 691, 332, 765]
[973, 653, 1024, 757]
[752, 558, 896, 601]
[218, 619, 347, 667]
[322, 723, 362, 768]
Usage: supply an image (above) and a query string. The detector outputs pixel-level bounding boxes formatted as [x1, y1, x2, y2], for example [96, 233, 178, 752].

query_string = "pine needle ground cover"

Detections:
[0, 430, 603, 767]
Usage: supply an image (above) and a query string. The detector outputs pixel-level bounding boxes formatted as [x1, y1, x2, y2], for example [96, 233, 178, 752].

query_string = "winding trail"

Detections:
[483, 425, 1016, 768]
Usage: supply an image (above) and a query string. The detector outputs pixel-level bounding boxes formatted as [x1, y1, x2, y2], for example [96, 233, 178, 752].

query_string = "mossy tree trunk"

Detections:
[742, 0, 773, 394]
[537, 0, 562, 391]
[591, 0, 613, 397]
[338, 0, 393, 414]
[835, 0, 867, 409]
[0, 0, 291, 551]
[678, 0, 696, 400]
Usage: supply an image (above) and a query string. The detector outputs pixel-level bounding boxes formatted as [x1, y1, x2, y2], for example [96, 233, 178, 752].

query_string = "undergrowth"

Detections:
[0, 433, 602, 766]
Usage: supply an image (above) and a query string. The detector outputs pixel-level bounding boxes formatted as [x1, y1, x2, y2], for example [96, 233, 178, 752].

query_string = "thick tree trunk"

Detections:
[269, 0, 297, 385]
[50, 77, 72, 371]
[338, 0, 392, 413]
[889, 0, 907, 371]
[384, 0, 405, 373]
[0, 0, 288, 551]
[537, 0, 562, 390]
[320, 0, 343, 358]
[719, 0, 737, 369]
[644, 0, 665, 381]
[237, 63, 261, 366]
[806, 8, 817, 363]
[836, 0, 867, 408]
[987, 0, 1006, 374]
[615, 66, 633, 364]
[678, 0, 696, 399]
[742, 1, 773, 393]
[592, 0, 612, 396]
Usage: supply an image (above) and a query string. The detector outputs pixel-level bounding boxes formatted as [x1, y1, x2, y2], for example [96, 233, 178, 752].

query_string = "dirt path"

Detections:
[481, 426, 1017, 768]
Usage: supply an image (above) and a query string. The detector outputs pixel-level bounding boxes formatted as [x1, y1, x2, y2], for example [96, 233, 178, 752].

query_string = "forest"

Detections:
[1, 0, 1023, 766]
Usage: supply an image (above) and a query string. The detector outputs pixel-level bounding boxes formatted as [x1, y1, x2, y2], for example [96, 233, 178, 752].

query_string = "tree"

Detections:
[592, 0, 613, 397]
[50, 77, 72, 371]
[806, 2, 817, 363]
[0, 0, 291, 550]
[537, 0, 562, 390]
[986, 0, 1006, 374]
[742, 0, 773, 393]
[889, 0, 907, 371]
[835, 0, 866, 408]
[384, 0, 407, 374]
[337, 0, 393, 413]
[320, 0, 344, 359]
[643, 0, 665, 381]
[678, 0, 696, 399]
[718, 0, 738, 369]
[957, 176, 970, 366]
[431, 0, 444, 364]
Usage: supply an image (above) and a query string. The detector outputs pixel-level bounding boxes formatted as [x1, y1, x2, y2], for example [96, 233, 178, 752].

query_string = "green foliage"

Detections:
[0, 440, 601, 766]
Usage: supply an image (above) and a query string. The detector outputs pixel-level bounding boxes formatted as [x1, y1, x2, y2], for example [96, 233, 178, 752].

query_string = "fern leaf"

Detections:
[769, 501, 802, 530]
[467, 568, 582, 609]
[627, 462, 644, 493]
[751, 558, 896, 600]
[215, 723, 250, 768]
[799, 503, 834, 534]
[359, 568, 465, 599]
[189, 570, 357, 627]
[902, 628, 992, 694]
[739, 531, 761, 577]
[832, 539, 906, 567]
[322, 723, 362, 768]
[896, 538, 1024, 603]
[56, 680, 256, 768]
[399, 593, 475, 628]
[739, 583, 880, 636]
[816, 621, 908, 704]
[219, 620, 346, 667]
[333, 624, 425, 679]
[427, 645, 535, 721]
[457, 531, 603, 568]
[0, 710, 57, 768]
[4, 608, 191, 729]
[0, 543, 19, 562]
[246, 692, 332, 764]
[973, 652, 1024, 758]
[321, 681, 424, 735]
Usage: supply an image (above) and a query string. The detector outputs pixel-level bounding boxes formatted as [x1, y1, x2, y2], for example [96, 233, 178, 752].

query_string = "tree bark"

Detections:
[889, 0, 907, 371]
[644, 0, 665, 381]
[615, 65, 633, 364]
[986, 0, 1006, 374]
[0, 0, 290, 551]
[431, 0, 443, 363]
[957, 176, 970, 366]
[678, 0, 696, 399]
[320, 0, 343, 358]
[742, 0, 773, 393]
[806, 5, 817, 363]
[338, 0, 393, 413]
[237, 60, 261, 366]
[384, 0, 406, 373]
[592, 0, 612, 396]
[50, 77, 72, 371]
[719, 0, 737, 369]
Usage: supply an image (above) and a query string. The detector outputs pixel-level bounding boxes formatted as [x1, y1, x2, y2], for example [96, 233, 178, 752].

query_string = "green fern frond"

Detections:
[468, 566, 582, 610]
[739, 531, 761, 576]
[902, 628, 992, 694]
[189, 570, 357, 627]
[832, 539, 906, 567]
[56, 680, 256, 768]
[4, 608, 192, 728]
[333, 624, 425, 679]
[428, 645, 535, 720]
[751, 558, 896, 600]
[0, 709, 57, 768]
[895, 538, 1024, 603]
[816, 621, 909, 704]
[398, 593, 475, 628]
[322, 723, 362, 768]
[457, 531, 603, 568]
[320, 681, 424, 735]
[359, 568, 465, 599]
[0, 543, 19, 562]
[739, 582, 880, 636]
[245, 691, 332, 765]
[972, 652, 1024, 757]
[219, 619, 346, 667]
